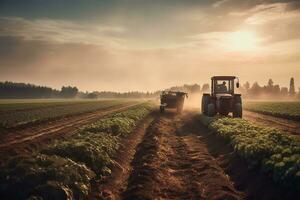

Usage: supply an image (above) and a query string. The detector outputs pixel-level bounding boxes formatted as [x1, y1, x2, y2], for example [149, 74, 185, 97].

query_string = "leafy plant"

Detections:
[0, 102, 153, 199]
[199, 115, 300, 191]
[244, 101, 300, 121]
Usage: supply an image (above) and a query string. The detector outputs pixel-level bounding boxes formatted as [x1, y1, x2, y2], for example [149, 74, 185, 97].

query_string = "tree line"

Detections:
[239, 78, 298, 99]
[0, 82, 78, 99]
[0, 78, 299, 99]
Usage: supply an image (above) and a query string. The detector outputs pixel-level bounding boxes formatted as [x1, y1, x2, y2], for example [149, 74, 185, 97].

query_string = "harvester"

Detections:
[202, 76, 242, 117]
[160, 91, 188, 113]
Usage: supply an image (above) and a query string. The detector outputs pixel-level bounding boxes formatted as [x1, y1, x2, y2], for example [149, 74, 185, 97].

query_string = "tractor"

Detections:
[202, 76, 242, 118]
[160, 91, 188, 113]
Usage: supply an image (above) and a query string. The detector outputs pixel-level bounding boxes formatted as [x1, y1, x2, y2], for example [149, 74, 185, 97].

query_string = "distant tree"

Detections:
[249, 82, 262, 97]
[289, 77, 296, 96]
[266, 79, 274, 95]
[280, 87, 289, 97]
[87, 92, 98, 99]
[0, 81, 57, 99]
[273, 85, 280, 96]
[60, 86, 78, 98]
[244, 82, 250, 91]
[201, 84, 210, 93]
[190, 84, 201, 93]
[268, 79, 274, 88]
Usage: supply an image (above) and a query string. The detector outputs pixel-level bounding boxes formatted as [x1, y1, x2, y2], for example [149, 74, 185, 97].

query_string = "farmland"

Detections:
[244, 101, 300, 121]
[0, 103, 153, 199]
[199, 116, 300, 192]
[0, 99, 135, 129]
[0, 100, 299, 200]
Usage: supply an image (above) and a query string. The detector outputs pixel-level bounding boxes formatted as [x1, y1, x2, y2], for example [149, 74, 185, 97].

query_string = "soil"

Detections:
[243, 110, 300, 136]
[92, 111, 244, 200]
[2, 106, 298, 199]
[89, 110, 299, 200]
[0, 103, 140, 163]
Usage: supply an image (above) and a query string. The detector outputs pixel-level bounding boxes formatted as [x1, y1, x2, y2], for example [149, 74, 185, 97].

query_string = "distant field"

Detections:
[0, 99, 135, 128]
[244, 101, 300, 121]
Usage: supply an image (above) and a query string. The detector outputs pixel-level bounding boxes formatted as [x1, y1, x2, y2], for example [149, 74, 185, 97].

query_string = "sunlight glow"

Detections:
[227, 31, 259, 51]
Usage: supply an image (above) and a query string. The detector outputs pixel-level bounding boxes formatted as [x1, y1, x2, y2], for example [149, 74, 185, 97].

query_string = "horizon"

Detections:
[0, 0, 300, 92]
[0, 78, 297, 94]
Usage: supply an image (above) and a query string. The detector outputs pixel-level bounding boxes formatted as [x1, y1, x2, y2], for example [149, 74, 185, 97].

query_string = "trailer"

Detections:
[160, 91, 188, 113]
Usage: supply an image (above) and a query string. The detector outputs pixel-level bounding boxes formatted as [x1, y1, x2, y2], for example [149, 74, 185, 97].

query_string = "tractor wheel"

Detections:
[234, 94, 242, 104]
[233, 103, 242, 118]
[160, 106, 165, 113]
[201, 94, 210, 115]
[207, 103, 216, 117]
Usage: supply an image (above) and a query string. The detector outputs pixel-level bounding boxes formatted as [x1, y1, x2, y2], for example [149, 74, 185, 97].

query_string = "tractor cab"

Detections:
[202, 76, 242, 118]
[211, 76, 239, 96]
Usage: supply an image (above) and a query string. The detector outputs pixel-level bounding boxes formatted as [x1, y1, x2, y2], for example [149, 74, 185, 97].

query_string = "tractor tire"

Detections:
[233, 103, 242, 118]
[201, 94, 210, 115]
[207, 103, 216, 117]
[234, 94, 242, 104]
[160, 106, 165, 113]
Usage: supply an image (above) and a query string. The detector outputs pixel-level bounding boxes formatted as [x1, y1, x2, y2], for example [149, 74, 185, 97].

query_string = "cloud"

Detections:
[0, 17, 127, 47]
[241, 3, 300, 25]
[0, 0, 300, 90]
[213, 0, 231, 8]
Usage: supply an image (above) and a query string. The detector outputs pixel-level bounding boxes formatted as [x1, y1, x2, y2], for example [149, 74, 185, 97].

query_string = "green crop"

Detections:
[0, 99, 132, 129]
[199, 115, 300, 191]
[0, 103, 153, 199]
[0, 154, 95, 200]
[244, 101, 300, 121]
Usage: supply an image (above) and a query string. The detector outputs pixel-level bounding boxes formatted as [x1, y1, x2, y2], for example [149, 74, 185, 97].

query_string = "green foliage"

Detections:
[0, 154, 95, 200]
[244, 101, 300, 121]
[41, 133, 119, 175]
[0, 103, 153, 199]
[200, 116, 300, 191]
[0, 100, 128, 128]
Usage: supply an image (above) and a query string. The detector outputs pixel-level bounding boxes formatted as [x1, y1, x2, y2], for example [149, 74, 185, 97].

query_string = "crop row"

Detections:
[200, 115, 300, 192]
[244, 101, 300, 121]
[0, 103, 153, 200]
[0, 100, 131, 129]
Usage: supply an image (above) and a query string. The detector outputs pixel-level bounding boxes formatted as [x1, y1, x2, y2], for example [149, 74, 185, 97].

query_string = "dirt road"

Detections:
[0, 103, 140, 161]
[243, 110, 300, 136]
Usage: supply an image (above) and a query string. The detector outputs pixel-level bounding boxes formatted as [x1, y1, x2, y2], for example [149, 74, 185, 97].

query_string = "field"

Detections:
[0, 99, 134, 128]
[0, 103, 152, 199]
[244, 101, 300, 121]
[0, 99, 299, 200]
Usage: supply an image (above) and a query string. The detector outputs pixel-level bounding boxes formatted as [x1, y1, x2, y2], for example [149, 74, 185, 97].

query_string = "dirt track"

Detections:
[243, 110, 300, 136]
[123, 113, 244, 200]
[89, 110, 298, 200]
[91, 112, 244, 200]
[0, 103, 140, 162]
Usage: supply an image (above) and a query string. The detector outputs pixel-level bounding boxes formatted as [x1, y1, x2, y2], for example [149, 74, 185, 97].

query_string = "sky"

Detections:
[0, 0, 300, 92]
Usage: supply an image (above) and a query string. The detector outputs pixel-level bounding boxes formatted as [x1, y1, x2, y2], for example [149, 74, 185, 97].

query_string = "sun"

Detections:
[227, 31, 259, 52]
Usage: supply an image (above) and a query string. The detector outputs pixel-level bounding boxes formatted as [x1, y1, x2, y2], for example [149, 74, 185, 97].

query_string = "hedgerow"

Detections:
[0, 103, 153, 200]
[199, 115, 300, 191]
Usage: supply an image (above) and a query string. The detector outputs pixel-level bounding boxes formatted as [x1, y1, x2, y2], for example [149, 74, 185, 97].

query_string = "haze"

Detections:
[0, 0, 299, 92]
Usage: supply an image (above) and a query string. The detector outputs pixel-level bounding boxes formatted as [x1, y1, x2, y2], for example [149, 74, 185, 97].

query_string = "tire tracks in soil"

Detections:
[123, 112, 244, 200]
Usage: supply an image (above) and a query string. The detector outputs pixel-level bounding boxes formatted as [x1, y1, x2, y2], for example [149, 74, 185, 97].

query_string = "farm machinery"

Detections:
[202, 76, 242, 118]
[160, 91, 188, 113]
